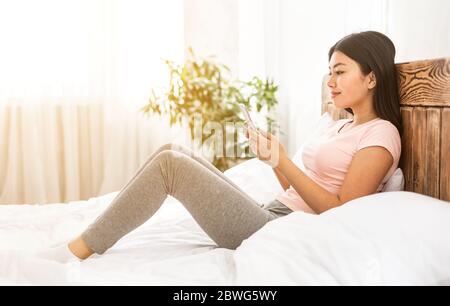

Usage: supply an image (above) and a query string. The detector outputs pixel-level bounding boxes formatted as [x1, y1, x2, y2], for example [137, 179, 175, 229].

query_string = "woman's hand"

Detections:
[246, 125, 287, 168]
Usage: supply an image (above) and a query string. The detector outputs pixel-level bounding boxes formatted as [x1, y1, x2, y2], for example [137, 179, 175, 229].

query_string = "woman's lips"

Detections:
[331, 93, 341, 99]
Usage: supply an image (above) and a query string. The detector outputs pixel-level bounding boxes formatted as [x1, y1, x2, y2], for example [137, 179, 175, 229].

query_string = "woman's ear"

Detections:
[367, 71, 377, 89]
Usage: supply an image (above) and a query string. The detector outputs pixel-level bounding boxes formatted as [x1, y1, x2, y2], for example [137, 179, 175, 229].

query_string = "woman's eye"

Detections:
[336, 71, 344, 75]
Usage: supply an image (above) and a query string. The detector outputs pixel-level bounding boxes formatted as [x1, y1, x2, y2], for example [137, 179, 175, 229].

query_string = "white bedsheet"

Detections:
[0, 193, 238, 285]
[0, 158, 283, 286]
[2, 158, 448, 285]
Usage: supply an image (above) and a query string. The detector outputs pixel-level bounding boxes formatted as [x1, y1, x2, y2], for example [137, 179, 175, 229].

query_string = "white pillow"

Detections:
[234, 191, 450, 285]
[382, 168, 405, 192]
[225, 158, 283, 205]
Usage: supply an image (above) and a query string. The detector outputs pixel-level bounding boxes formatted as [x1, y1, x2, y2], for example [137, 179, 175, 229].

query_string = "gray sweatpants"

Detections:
[81, 143, 293, 254]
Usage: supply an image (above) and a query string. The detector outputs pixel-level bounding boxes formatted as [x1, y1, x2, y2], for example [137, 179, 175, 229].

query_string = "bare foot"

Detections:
[68, 236, 95, 260]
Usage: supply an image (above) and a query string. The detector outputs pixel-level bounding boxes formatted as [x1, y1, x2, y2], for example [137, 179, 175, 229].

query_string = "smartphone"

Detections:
[238, 103, 256, 129]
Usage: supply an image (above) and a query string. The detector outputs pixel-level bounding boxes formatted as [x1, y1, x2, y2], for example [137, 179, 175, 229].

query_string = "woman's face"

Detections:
[327, 51, 376, 109]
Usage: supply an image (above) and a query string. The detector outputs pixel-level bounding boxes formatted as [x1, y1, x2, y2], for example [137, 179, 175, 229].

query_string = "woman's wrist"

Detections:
[274, 154, 290, 172]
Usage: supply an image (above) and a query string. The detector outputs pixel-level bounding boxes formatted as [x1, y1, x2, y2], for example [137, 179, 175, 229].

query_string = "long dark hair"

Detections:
[328, 31, 402, 135]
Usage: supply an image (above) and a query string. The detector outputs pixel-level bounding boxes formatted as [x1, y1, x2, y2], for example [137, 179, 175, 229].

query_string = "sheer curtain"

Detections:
[237, 0, 450, 156]
[0, 0, 188, 204]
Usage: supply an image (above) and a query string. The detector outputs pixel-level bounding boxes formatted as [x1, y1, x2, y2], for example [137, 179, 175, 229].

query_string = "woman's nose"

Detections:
[327, 77, 334, 88]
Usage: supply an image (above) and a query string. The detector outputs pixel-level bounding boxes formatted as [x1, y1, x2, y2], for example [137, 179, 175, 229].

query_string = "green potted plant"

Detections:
[141, 48, 279, 171]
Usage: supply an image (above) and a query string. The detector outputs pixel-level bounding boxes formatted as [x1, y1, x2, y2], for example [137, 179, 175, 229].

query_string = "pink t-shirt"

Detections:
[276, 117, 401, 214]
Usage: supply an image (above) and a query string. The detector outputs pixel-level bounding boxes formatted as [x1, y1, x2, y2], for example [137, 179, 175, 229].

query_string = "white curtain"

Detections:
[0, 0, 189, 204]
[237, 0, 450, 156]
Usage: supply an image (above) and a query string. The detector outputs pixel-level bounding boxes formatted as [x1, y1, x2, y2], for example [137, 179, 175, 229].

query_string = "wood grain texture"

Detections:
[411, 107, 427, 195]
[441, 109, 450, 201]
[424, 108, 441, 198]
[400, 107, 414, 192]
[397, 57, 450, 107]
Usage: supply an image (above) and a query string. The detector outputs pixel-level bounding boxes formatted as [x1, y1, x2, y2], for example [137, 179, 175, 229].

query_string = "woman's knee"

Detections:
[158, 143, 176, 152]
[154, 149, 188, 166]
[159, 143, 196, 158]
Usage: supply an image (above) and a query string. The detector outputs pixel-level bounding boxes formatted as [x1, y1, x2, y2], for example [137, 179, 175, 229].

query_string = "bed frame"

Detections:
[321, 57, 450, 202]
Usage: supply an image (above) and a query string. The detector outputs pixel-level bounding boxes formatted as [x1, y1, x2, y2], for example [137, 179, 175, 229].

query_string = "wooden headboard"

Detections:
[321, 57, 450, 202]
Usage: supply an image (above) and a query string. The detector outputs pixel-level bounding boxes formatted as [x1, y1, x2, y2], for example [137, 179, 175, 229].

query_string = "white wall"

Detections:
[387, 0, 450, 62]
[183, 0, 450, 155]
[184, 0, 239, 75]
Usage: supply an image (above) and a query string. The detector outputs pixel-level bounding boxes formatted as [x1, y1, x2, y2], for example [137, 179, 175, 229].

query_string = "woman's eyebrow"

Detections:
[328, 63, 346, 69]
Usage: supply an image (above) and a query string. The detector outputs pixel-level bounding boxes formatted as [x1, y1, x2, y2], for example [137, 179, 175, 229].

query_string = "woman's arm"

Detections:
[277, 146, 393, 213]
[272, 167, 290, 191]
[276, 157, 341, 213]
[248, 127, 393, 214]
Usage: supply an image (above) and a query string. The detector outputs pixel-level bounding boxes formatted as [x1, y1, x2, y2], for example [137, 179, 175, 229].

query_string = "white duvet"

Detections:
[1, 158, 450, 285]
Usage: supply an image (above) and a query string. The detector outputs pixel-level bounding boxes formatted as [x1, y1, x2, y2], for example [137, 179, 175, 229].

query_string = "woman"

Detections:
[40, 31, 402, 262]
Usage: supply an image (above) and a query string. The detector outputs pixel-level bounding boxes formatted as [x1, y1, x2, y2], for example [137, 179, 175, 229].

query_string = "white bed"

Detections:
[2, 56, 450, 285]
[0, 189, 235, 286]
[1, 157, 450, 286]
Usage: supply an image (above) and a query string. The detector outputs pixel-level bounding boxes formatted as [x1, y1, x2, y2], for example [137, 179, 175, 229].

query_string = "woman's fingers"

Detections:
[249, 128, 272, 156]
[258, 129, 272, 139]
[248, 127, 270, 139]
[248, 130, 256, 142]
